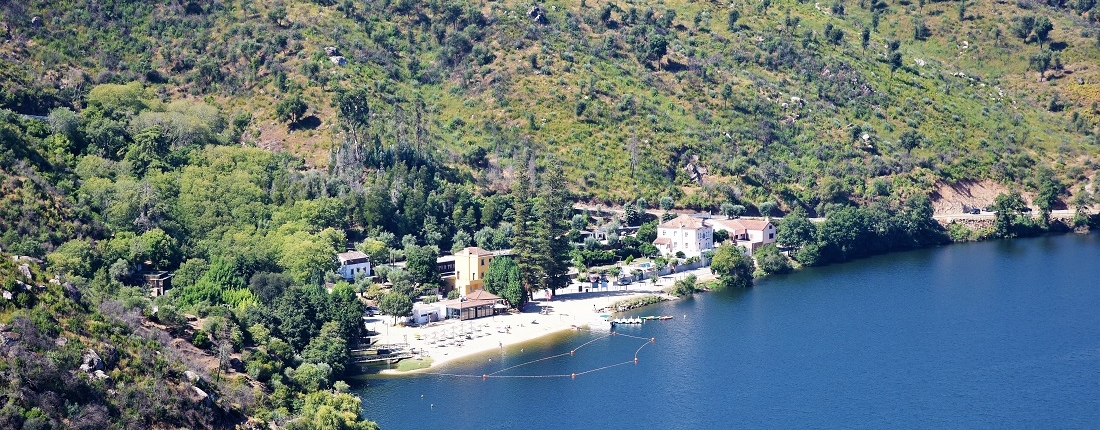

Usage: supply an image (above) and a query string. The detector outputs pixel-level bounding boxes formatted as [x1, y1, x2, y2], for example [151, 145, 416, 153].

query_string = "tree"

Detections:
[379, 292, 412, 325]
[672, 274, 698, 296]
[335, 86, 370, 145]
[991, 191, 1027, 238]
[357, 238, 389, 266]
[861, 27, 871, 53]
[302, 321, 350, 377]
[727, 9, 740, 30]
[636, 220, 658, 243]
[710, 245, 755, 289]
[659, 196, 674, 210]
[290, 362, 332, 392]
[47, 239, 96, 279]
[623, 202, 641, 226]
[571, 214, 588, 230]
[754, 244, 792, 275]
[174, 258, 208, 289]
[898, 129, 922, 153]
[250, 272, 293, 305]
[276, 94, 308, 124]
[647, 34, 669, 67]
[758, 201, 777, 216]
[912, 18, 930, 41]
[721, 84, 733, 107]
[403, 244, 439, 289]
[720, 202, 736, 218]
[1013, 16, 1036, 40]
[289, 391, 380, 430]
[1034, 167, 1064, 223]
[1030, 49, 1053, 81]
[483, 257, 525, 308]
[777, 209, 817, 251]
[451, 230, 472, 254]
[511, 164, 538, 297]
[1033, 16, 1053, 48]
[535, 160, 574, 293]
[888, 51, 903, 79]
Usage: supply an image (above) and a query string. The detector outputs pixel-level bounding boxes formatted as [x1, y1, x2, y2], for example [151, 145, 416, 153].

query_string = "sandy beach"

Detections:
[368, 281, 674, 374]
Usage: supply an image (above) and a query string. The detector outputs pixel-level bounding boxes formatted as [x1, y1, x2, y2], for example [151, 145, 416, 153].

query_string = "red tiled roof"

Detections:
[707, 218, 772, 232]
[653, 237, 672, 245]
[455, 247, 495, 257]
[707, 219, 746, 234]
[657, 214, 707, 229]
[465, 289, 501, 301]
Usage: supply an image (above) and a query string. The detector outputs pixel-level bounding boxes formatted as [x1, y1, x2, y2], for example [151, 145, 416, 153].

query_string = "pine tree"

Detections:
[510, 163, 538, 299]
[537, 160, 573, 294]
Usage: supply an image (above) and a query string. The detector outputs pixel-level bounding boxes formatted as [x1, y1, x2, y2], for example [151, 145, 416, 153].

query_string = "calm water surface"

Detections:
[358, 234, 1100, 429]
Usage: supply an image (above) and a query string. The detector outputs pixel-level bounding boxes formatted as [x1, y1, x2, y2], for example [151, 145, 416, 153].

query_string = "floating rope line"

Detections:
[420, 329, 657, 379]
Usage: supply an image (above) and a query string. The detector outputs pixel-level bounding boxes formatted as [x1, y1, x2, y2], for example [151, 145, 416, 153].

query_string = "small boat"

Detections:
[658, 316, 673, 320]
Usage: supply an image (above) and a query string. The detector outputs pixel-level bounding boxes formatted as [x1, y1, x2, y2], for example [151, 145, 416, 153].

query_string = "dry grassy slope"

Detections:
[2, 0, 1099, 204]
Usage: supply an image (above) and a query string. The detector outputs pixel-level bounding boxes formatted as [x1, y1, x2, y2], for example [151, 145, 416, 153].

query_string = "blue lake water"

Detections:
[357, 233, 1100, 429]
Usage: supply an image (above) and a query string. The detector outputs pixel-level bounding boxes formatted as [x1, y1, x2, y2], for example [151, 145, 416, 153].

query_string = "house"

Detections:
[337, 250, 371, 280]
[708, 218, 777, 254]
[144, 271, 173, 298]
[453, 247, 495, 296]
[652, 214, 714, 257]
[436, 255, 456, 275]
[440, 289, 506, 320]
[411, 302, 444, 325]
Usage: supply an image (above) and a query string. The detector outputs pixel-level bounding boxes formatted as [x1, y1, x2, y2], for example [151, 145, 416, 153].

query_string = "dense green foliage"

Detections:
[483, 256, 525, 308]
[1, 0, 1099, 427]
[710, 245, 755, 289]
[1, 0, 1096, 211]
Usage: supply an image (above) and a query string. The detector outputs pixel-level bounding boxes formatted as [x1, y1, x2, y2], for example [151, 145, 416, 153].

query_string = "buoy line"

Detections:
[420, 329, 656, 379]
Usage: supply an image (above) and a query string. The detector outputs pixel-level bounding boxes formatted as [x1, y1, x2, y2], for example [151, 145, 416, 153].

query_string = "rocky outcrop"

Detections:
[79, 349, 104, 372]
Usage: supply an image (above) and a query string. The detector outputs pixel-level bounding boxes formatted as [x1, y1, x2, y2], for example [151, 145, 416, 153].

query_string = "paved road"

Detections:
[575, 202, 1094, 224]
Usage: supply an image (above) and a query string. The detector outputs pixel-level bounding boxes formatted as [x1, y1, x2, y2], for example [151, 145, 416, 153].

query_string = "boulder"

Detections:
[184, 370, 204, 385]
[79, 349, 103, 372]
[93, 370, 110, 380]
[191, 386, 214, 407]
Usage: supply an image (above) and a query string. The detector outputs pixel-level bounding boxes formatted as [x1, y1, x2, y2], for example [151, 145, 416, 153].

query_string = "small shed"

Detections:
[144, 271, 174, 297]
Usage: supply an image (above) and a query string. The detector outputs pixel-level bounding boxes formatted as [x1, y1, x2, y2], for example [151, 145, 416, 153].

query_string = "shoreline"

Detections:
[368, 281, 685, 375]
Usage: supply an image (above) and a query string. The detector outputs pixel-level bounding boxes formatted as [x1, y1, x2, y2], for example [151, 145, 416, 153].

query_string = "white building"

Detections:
[337, 250, 371, 280]
[653, 214, 713, 257]
[709, 218, 777, 254]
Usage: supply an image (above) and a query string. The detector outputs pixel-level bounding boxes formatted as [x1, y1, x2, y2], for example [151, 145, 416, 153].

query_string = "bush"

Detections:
[753, 244, 792, 275]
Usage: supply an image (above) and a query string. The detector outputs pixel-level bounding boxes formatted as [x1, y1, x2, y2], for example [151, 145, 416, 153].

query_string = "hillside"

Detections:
[1, 0, 1098, 210]
[0, 1, 1099, 428]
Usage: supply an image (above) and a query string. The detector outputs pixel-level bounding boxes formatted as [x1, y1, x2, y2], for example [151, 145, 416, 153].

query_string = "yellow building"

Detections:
[453, 247, 495, 296]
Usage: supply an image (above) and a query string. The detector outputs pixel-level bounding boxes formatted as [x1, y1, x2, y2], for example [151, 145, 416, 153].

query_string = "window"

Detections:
[481, 259, 485, 266]
[769, 233, 774, 239]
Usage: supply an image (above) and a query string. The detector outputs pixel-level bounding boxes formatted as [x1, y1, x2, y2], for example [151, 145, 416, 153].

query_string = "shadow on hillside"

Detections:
[290, 115, 321, 131]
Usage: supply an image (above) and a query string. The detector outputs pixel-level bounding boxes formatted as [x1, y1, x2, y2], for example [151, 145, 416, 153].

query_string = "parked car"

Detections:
[1020, 207, 1032, 212]
[615, 277, 633, 286]
[365, 306, 379, 317]
[968, 208, 981, 215]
